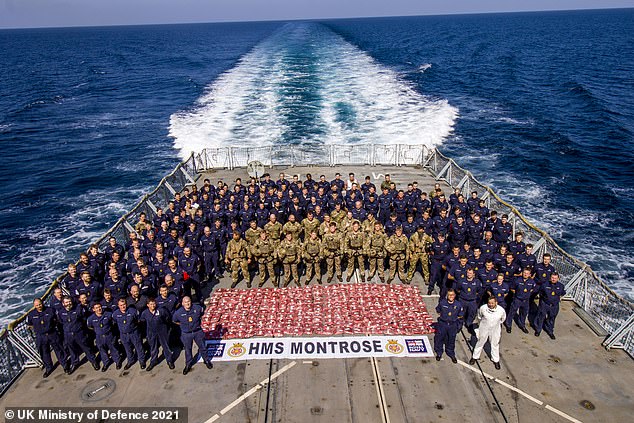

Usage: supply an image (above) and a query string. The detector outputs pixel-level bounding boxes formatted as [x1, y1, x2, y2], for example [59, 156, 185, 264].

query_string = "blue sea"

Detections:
[0, 9, 632, 325]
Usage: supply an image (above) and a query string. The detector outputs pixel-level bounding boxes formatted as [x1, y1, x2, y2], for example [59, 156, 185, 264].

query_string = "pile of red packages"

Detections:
[201, 284, 435, 339]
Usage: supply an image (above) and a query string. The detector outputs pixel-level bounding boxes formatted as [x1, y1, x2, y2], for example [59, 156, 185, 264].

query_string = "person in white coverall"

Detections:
[469, 297, 506, 370]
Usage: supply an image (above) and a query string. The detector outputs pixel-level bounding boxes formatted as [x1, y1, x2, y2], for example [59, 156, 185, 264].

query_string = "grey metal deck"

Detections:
[2, 165, 632, 423]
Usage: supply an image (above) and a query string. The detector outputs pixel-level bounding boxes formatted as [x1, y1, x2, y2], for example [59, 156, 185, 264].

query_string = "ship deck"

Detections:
[1, 165, 632, 423]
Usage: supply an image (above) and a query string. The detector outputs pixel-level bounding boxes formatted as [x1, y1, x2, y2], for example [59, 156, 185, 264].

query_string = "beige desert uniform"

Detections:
[344, 226, 366, 281]
[319, 219, 331, 238]
[406, 230, 433, 283]
[264, 221, 283, 247]
[277, 237, 301, 286]
[282, 220, 302, 241]
[302, 235, 322, 284]
[361, 215, 378, 235]
[322, 230, 343, 282]
[251, 235, 277, 287]
[225, 237, 251, 287]
[365, 228, 388, 282]
[301, 217, 320, 241]
[386, 231, 408, 283]
[245, 226, 263, 245]
[330, 209, 346, 226]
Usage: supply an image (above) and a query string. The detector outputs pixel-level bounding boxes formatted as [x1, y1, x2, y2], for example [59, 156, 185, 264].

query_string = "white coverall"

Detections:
[472, 304, 507, 362]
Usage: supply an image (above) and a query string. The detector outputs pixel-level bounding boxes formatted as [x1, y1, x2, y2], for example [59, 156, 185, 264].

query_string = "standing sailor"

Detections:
[26, 298, 68, 377]
[172, 296, 213, 375]
[433, 289, 464, 363]
[534, 273, 566, 339]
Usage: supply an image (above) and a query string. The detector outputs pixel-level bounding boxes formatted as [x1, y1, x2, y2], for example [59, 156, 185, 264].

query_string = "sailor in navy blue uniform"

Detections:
[178, 246, 202, 303]
[156, 285, 179, 314]
[534, 273, 566, 339]
[433, 289, 464, 363]
[493, 214, 512, 244]
[428, 233, 449, 295]
[515, 244, 537, 271]
[432, 209, 450, 236]
[141, 298, 175, 371]
[477, 260, 498, 289]
[378, 188, 393, 224]
[112, 298, 147, 369]
[57, 296, 99, 373]
[455, 268, 482, 333]
[487, 274, 510, 309]
[104, 237, 124, 260]
[504, 268, 536, 333]
[27, 298, 68, 377]
[86, 302, 122, 372]
[466, 214, 485, 247]
[172, 296, 213, 375]
[49, 287, 65, 314]
[533, 253, 555, 288]
[446, 254, 468, 294]
[507, 232, 526, 255]
[478, 231, 498, 262]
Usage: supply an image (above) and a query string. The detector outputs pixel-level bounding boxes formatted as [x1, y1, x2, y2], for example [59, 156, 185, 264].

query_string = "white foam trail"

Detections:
[169, 23, 457, 159]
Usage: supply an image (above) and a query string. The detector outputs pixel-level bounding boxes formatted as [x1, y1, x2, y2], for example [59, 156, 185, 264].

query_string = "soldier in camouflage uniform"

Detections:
[322, 222, 343, 283]
[386, 226, 408, 284]
[225, 231, 251, 288]
[406, 225, 433, 284]
[301, 212, 320, 242]
[361, 213, 378, 235]
[302, 230, 323, 285]
[329, 203, 346, 226]
[319, 215, 332, 238]
[344, 220, 366, 282]
[282, 214, 302, 241]
[340, 211, 355, 236]
[365, 221, 388, 283]
[277, 232, 301, 287]
[251, 231, 277, 287]
[245, 219, 263, 245]
[264, 214, 283, 247]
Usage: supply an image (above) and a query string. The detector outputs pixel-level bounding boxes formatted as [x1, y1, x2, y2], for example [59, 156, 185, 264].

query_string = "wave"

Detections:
[0, 186, 147, 326]
[418, 63, 432, 73]
[169, 23, 457, 159]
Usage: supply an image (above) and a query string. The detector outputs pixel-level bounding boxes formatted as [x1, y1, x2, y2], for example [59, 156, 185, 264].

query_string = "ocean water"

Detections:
[1, 9, 632, 325]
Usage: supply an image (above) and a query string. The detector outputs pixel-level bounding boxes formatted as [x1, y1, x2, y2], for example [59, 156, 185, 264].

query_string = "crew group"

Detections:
[28, 171, 565, 377]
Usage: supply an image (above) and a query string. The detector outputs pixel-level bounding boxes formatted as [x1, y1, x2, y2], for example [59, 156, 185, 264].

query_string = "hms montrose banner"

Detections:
[202, 335, 434, 361]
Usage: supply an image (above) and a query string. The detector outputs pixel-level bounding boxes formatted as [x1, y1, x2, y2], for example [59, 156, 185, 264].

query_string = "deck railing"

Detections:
[2, 143, 632, 395]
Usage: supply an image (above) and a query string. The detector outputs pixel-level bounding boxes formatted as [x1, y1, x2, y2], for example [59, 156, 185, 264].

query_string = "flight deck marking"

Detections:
[456, 359, 583, 423]
[204, 361, 297, 422]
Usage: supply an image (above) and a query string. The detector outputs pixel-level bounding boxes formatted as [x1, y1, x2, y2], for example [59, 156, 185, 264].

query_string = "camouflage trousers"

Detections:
[388, 256, 406, 282]
[257, 259, 276, 286]
[304, 257, 322, 283]
[368, 256, 386, 280]
[282, 262, 299, 286]
[230, 258, 250, 284]
[406, 253, 430, 282]
[346, 252, 365, 279]
[325, 255, 342, 280]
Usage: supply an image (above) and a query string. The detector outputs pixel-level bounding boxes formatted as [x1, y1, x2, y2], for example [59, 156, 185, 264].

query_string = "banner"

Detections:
[203, 335, 433, 361]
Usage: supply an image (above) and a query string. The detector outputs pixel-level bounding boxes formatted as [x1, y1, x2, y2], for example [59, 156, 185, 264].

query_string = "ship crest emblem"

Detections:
[385, 339, 404, 355]
[228, 342, 246, 358]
